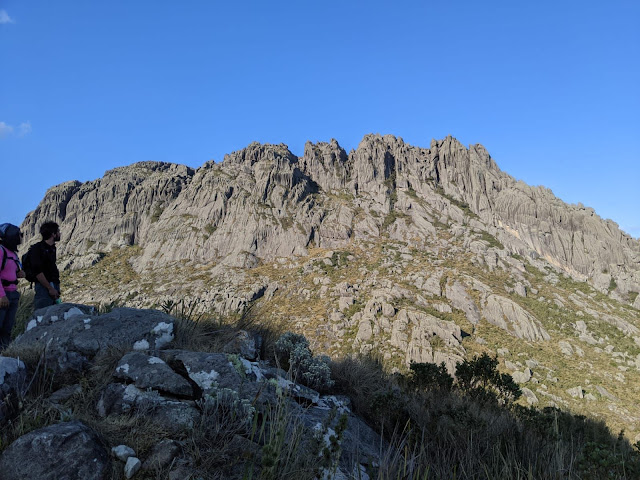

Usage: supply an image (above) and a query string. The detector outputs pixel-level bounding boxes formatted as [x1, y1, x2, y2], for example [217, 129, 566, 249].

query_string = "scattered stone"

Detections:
[48, 384, 82, 405]
[142, 439, 181, 471]
[512, 368, 532, 384]
[558, 341, 573, 356]
[112, 445, 136, 462]
[567, 387, 584, 399]
[596, 385, 618, 401]
[521, 387, 539, 405]
[124, 457, 142, 479]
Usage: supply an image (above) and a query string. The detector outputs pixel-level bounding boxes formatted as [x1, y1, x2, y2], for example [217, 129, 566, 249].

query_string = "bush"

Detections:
[409, 361, 453, 392]
[455, 353, 521, 405]
[274, 332, 334, 392]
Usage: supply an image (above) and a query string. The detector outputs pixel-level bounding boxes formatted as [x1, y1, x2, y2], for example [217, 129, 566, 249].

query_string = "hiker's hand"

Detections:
[0, 296, 8, 308]
[48, 287, 60, 300]
[17, 269, 25, 279]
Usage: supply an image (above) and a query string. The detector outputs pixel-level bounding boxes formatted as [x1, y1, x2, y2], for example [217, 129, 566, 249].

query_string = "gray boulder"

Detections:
[114, 351, 194, 397]
[97, 383, 200, 433]
[13, 305, 176, 372]
[142, 439, 181, 471]
[159, 350, 243, 394]
[483, 294, 550, 342]
[0, 421, 111, 480]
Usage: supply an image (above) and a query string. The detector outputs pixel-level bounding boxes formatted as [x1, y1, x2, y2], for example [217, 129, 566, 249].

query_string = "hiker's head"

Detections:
[40, 221, 61, 243]
[0, 223, 23, 251]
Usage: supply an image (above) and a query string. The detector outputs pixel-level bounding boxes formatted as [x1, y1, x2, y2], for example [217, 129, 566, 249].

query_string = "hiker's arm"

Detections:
[36, 272, 60, 299]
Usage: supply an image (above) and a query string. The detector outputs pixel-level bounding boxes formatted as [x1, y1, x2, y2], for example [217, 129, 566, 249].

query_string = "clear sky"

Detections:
[1, 1, 638, 237]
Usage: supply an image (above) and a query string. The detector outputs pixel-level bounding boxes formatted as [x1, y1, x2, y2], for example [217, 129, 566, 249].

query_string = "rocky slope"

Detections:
[19, 135, 640, 438]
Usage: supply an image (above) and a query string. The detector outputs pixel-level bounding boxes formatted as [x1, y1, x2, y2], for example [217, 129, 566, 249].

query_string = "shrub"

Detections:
[274, 332, 334, 392]
[409, 361, 453, 392]
[455, 353, 521, 405]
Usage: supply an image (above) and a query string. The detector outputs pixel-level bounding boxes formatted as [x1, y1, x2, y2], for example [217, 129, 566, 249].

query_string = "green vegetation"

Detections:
[150, 204, 164, 223]
[204, 223, 217, 235]
[478, 231, 504, 250]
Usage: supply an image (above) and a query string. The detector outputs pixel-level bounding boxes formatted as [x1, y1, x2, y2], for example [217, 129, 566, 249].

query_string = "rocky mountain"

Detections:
[19, 134, 640, 438]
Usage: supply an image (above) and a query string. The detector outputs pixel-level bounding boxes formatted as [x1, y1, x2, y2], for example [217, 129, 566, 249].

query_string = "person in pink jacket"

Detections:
[0, 223, 25, 350]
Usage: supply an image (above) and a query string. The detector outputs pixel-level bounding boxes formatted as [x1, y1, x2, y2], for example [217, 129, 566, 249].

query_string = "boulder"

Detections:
[0, 421, 111, 480]
[221, 330, 262, 360]
[0, 356, 26, 425]
[114, 351, 194, 397]
[97, 383, 200, 433]
[483, 295, 550, 342]
[13, 305, 176, 372]
[142, 439, 181, 471]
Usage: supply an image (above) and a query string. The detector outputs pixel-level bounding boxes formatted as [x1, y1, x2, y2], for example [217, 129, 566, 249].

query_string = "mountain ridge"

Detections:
[21, 134, 640, 304]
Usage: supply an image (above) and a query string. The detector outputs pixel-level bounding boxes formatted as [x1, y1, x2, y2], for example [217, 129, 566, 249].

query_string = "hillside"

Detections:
[19, 134, 640, 439]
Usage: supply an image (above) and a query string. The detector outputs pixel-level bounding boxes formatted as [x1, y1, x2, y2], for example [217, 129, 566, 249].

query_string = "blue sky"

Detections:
[1, 1, 639, 237]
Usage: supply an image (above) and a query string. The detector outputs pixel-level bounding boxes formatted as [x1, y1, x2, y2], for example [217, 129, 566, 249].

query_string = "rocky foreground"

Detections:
[0, 303, 379, 480]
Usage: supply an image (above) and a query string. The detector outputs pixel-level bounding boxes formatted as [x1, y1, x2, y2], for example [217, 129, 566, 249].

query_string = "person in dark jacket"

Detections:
[0, 223, 25, 349]
[32, 221, 61, 311]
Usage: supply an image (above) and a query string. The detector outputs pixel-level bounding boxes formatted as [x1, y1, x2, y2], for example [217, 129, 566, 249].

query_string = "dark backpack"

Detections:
[21, 244, 39, 283]
[0, 245, 8, 272]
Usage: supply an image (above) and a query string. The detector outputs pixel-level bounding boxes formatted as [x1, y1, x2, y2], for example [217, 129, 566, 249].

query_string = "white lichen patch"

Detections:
[148, 356, 165, 365]
[123, 384, 143, 403]
[152, 322, 173, 335]
[151, 322, 174, 349]
[83, 318, 92, 330]
[186, 368, 219, 390]
[133, 339, 150, 351]
[317, 395, 351, 415]
[240, 358, 265, 381]
[26, 319, 38, 332]
[50, 316, 58, 322]
[64, 307, 85, 320]
[116, 363, 130, 374]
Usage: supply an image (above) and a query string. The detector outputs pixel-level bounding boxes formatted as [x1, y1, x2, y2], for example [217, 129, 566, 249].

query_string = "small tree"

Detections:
[455, 353, 521, 404]
[409, 361, 453, 392]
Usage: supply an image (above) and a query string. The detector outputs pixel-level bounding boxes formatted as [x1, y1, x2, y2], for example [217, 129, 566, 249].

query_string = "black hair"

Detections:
[40, 221, 60, 240]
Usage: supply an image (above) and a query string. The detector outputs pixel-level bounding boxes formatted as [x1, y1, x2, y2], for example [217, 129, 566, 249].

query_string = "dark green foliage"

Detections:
[274, 332, 334, 392]
[455, 353, 521, 404]
[409, 361, 453, 392]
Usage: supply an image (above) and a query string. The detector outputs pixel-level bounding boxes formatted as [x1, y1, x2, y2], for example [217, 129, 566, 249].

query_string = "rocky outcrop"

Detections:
[483, 294, 551, 342]
[2, 304, 383, 479]
[20, 135, 640, 300]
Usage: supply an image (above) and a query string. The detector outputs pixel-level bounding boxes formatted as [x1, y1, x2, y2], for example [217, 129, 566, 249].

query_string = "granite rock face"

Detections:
[20, 135, 640, 300]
